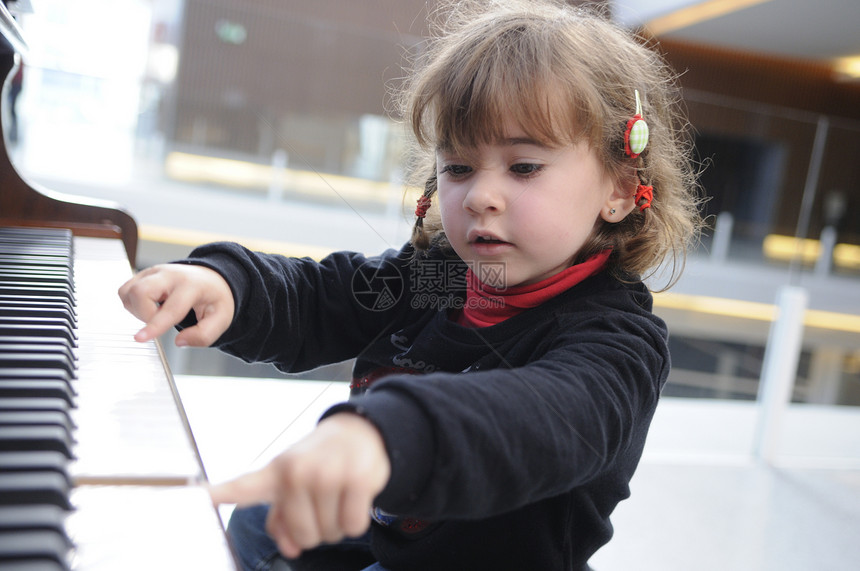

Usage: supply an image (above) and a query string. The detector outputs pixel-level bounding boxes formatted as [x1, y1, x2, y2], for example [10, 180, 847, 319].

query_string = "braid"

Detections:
[410, 173, 438, 251]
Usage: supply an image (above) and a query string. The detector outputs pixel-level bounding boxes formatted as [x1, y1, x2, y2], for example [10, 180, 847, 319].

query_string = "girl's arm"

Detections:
[353, 309, 669, 520]
[209, 308, 666, 558]
[207, 284, 667, 557]
[145, 241, 420, 372]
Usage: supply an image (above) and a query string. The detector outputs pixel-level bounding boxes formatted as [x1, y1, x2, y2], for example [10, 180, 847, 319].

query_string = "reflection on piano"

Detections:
[0, 4, 236, 569]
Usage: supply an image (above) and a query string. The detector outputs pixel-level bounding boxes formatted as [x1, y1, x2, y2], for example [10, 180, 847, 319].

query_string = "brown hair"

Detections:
[398, 0, 703, 289]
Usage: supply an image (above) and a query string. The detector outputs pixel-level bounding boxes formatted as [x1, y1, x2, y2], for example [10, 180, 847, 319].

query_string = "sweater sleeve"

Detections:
[176, 241, 417, 373]
[326, 290, 669, 521]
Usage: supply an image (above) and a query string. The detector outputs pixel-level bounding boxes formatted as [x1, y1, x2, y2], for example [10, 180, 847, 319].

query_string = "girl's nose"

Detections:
[463, 173, 506, 215]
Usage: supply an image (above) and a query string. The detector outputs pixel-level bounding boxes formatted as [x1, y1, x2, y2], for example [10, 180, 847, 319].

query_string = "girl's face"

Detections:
[436, 114, 632, 288]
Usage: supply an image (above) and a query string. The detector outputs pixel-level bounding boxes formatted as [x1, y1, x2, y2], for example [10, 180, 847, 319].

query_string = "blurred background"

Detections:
[6, 0, 858, 403]
[2, 0, 859, 568]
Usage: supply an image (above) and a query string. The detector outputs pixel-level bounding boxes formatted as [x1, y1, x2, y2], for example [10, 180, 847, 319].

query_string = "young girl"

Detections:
[119, 1, 701, 569]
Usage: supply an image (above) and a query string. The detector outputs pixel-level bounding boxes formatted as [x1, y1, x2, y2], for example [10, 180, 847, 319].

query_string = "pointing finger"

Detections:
[208, 464, 278, 507]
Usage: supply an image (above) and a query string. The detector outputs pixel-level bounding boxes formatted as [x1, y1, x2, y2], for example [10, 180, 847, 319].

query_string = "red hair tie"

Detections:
[634, 183, 653, 211]
[415, 195, 432, 218]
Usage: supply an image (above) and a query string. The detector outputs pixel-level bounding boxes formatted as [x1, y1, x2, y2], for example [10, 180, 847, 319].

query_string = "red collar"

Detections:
[455, 250, 611, 328]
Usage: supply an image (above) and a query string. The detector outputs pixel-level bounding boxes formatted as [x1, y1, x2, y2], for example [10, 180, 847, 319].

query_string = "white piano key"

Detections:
[68, 237, 206, 485]
[67, 485, 236, 570]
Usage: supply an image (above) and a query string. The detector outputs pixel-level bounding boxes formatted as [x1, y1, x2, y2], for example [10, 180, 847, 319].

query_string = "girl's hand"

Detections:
[118, 263, 235, 347]
[208, 413, 391, 558]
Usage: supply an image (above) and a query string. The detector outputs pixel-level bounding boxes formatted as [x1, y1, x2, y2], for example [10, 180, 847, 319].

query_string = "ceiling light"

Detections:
[646, 0, 773, 36]
[833, 56, 860, 81]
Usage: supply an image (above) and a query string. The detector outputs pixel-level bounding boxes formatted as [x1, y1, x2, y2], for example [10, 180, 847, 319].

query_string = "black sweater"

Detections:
[182, 242, 670, 571]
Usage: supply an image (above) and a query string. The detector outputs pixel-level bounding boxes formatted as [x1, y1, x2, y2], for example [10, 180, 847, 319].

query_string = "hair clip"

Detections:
[415, 195, 432, 218]
[634, 183, 653, 211]
[624, 89, 649, 159]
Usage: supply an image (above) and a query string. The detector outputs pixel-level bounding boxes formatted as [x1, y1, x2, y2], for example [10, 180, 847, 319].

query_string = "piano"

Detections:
[0, 3, 237, 569]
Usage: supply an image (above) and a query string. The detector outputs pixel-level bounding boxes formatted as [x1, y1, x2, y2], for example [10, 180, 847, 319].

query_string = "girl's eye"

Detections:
[440, 164, 472, 177]
[510, 163, 542, 176]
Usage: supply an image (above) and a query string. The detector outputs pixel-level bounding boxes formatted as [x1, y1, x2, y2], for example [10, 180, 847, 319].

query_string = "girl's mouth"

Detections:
[467, 230, 512, 253]
[469, 234, 514, 256]
[474, 235, 506, 244]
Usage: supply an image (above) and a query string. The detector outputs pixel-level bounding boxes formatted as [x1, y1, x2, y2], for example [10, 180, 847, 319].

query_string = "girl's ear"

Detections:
[600, 176, 636, 223]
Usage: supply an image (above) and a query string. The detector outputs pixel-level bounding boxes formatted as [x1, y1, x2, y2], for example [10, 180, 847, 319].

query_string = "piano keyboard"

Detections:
[0, 227, 236, 570]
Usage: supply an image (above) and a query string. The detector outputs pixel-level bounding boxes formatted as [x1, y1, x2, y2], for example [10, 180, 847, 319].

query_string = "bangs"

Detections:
[410, 17, 602, 157]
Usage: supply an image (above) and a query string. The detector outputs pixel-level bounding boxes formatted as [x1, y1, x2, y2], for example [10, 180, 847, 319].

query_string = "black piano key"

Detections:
[0, 505, 68, 536]
[0, 266, 71, 277]
[0, 236, 71, 248]
[0, 426, 74, 458]
[0, 368, 75, 390]
[0, 297, 76, 319]
[0, 251, 69, 261]
[0, 334, 77, 347]
[0, 240, 69, 251]
[0, 355, 76, 378]
[0, 249, 69, 259]
[0, 560, 67, 571]
[0, 509, 70, 571]
[0, 248, 70, 264]
[0, 240, 69, 250]
[0, 243, 69, 253]
[0, 247, 70, 258]
[0, 249, 67, 257]
[0, 246, 70, 258]
[0, 261, 72, 276]
[0, 320, 76, 349]
[0, 286, 73, 302]
[0, 451, 70, 479]
[0, 315, 76, 336]
[0, 506, 70, 569]
[0, 399, 73, 433]
[0, 307, 77, 326]
[0, 226, 72, 240]
[0, 263, 69, 273]
[0, 412, 75, 434]
[0, 227, 71, 239]
[0, 398, 71, 417]
[0, 256, 71, 269]
[0, 381, 75, 407]
[0, 325, 76, 346]
[0, 340, 77, 367]
[0, 506, 71, 570]
[0, 272, 74, 289]
[0, 472, 73, 509]
[0, 255, 70, 269]
[0, 312, 74, 323]
[0, 245, 66, 251]
[0, 530, 71, 570]
[0, 264, 68, 273]
[0, 226, 71, 235]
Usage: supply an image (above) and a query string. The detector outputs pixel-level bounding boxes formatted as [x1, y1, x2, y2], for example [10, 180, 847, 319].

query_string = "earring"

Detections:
[609, 208, 616, 215]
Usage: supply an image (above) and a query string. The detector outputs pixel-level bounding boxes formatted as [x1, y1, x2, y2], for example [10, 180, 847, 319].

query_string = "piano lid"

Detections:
[0, 0, 140, 267]
[0, 1, 27, 55]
